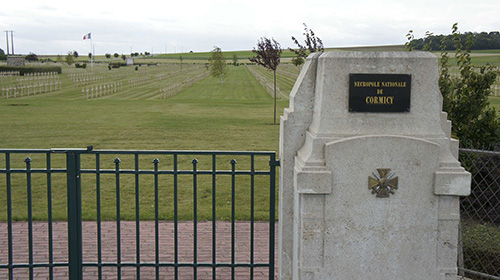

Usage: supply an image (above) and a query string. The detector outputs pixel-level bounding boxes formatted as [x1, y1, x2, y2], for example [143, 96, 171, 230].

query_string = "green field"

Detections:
[0, 63, 287, 221]
[0, 64, 288, 150]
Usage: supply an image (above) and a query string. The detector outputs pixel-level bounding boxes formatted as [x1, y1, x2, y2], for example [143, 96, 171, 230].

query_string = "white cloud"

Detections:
[1, 0, 499, 54]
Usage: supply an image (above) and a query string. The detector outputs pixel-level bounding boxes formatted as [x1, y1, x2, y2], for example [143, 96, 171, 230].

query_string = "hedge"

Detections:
[0, 65, 62, 75]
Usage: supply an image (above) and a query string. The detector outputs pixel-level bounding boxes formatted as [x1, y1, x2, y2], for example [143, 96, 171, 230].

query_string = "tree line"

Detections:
[410, 31, 500, 51]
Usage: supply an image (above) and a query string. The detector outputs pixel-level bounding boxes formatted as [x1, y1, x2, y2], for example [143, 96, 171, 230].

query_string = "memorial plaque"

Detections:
[349, 74, 411, 112]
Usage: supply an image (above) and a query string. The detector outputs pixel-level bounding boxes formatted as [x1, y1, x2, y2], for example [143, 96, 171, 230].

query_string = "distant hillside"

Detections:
[411, 32, 500, 51]
[152, 45, 406, 61]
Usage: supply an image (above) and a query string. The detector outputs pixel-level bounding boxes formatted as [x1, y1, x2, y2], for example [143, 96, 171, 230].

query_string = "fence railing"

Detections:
[459, 148, 500, 280]
[4, 146, 498, 279]
[0, 147, 278, 280]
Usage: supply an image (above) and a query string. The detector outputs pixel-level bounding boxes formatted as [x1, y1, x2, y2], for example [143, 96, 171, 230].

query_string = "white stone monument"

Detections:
[126, 57, 134, 66]
[279, 52, 471, 280]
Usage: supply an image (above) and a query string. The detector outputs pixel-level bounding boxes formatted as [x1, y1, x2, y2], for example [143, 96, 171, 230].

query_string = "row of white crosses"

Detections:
[22, 71, 59, 77]
[159, 83, 183, 99]
[247, 66, 280, 98]
[83, 82, 123, 99]
[16, 72, 60, 86]
[0, 71, 21, 81]
[159, 71, 210, 99]
[128, 76, 151, 88]
[69, 71, 101, 80]
[1, 80, 62, 98]
[72, 75, 105, 87]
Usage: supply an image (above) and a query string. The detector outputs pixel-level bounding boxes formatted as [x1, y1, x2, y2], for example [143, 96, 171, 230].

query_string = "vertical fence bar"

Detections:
[25, 157, 33, 280]
[173, 154, 179, 280]
[192, 159, 198, 279]
[96, 154, 102, 280]
[230, 159, 237, 280]
[67, 151, 83, 280]
[269, 154, 277, 280]
[46, 153, 54, 280]
[211, 154, 217, 280]
[6, 153, 13, 280]
[134, 154, 140, 280]
[153, 158, 160, 280]
[114, 158, 121, 280]
[250, 155, 255, 280]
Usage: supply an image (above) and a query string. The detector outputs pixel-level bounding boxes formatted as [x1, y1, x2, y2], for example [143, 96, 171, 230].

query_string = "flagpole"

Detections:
[90, 34, 93, 69]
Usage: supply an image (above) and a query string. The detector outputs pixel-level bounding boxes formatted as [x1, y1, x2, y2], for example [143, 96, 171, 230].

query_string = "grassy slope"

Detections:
[0, 65, 286, 221]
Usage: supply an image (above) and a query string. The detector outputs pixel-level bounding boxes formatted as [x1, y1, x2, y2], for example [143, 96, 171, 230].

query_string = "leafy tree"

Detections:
[423, 31, 434, 51]
[437, 23, 499, 148]
[289, 23, 324, 59]
[0, 48, 6, 60]
[404, 30, 414, 51]
[105, 53, 111, 59]
[25, 53, 38, 61]
[250, 37, 282, 125]
[65, 52, 75, 65]
[114, 53, 119, 58]
[209, 46, 229, 85]
[232, 54, 238, 66]
[291, 56, 304, 67]
[406, 24, 500, 148]
[73, 50, 79, 58]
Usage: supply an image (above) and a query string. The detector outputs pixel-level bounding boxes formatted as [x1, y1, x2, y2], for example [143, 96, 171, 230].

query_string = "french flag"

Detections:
[83, 33, 91, 40]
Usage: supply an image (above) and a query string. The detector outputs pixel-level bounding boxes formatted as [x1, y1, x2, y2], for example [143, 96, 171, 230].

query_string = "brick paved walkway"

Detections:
[0, 221, 278, 280]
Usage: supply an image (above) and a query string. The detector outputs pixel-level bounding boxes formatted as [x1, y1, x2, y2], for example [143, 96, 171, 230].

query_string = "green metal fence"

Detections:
[0, 147, 278, 280]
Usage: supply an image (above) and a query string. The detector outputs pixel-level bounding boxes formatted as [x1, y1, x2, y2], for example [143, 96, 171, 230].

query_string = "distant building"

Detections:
[126, 58, 134, 66]
[7, 56, 25, 66]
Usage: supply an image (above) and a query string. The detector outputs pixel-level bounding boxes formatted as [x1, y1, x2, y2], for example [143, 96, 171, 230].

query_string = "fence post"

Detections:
[269, 154, 278, 280]
[67, 151, 83, 280]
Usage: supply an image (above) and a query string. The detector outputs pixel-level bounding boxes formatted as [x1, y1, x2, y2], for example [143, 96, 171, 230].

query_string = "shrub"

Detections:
[25, 53, 38, 62]
[75, 63, 87, 69]
[462, 223, 500, 277]
[438, 24, 499, 148]
[109, 62, 124, 68]
[461, 145, 500, 225]
[0, 65, 62, 75]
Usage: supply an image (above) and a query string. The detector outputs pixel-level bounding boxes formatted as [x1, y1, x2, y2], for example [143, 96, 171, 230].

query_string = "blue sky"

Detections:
[1, 0, 499, 55]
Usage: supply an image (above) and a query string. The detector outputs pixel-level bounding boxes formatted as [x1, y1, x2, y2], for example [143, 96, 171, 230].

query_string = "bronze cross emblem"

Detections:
[368, 168, 398, 198]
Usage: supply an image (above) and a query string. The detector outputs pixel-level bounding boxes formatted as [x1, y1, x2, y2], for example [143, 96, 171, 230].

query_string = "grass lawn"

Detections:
[0, 65, 286, 151]
[0, 65, 287, 221]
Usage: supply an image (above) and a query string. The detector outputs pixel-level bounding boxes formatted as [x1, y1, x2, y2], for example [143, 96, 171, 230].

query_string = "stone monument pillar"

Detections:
[279, 52, 471, 280]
